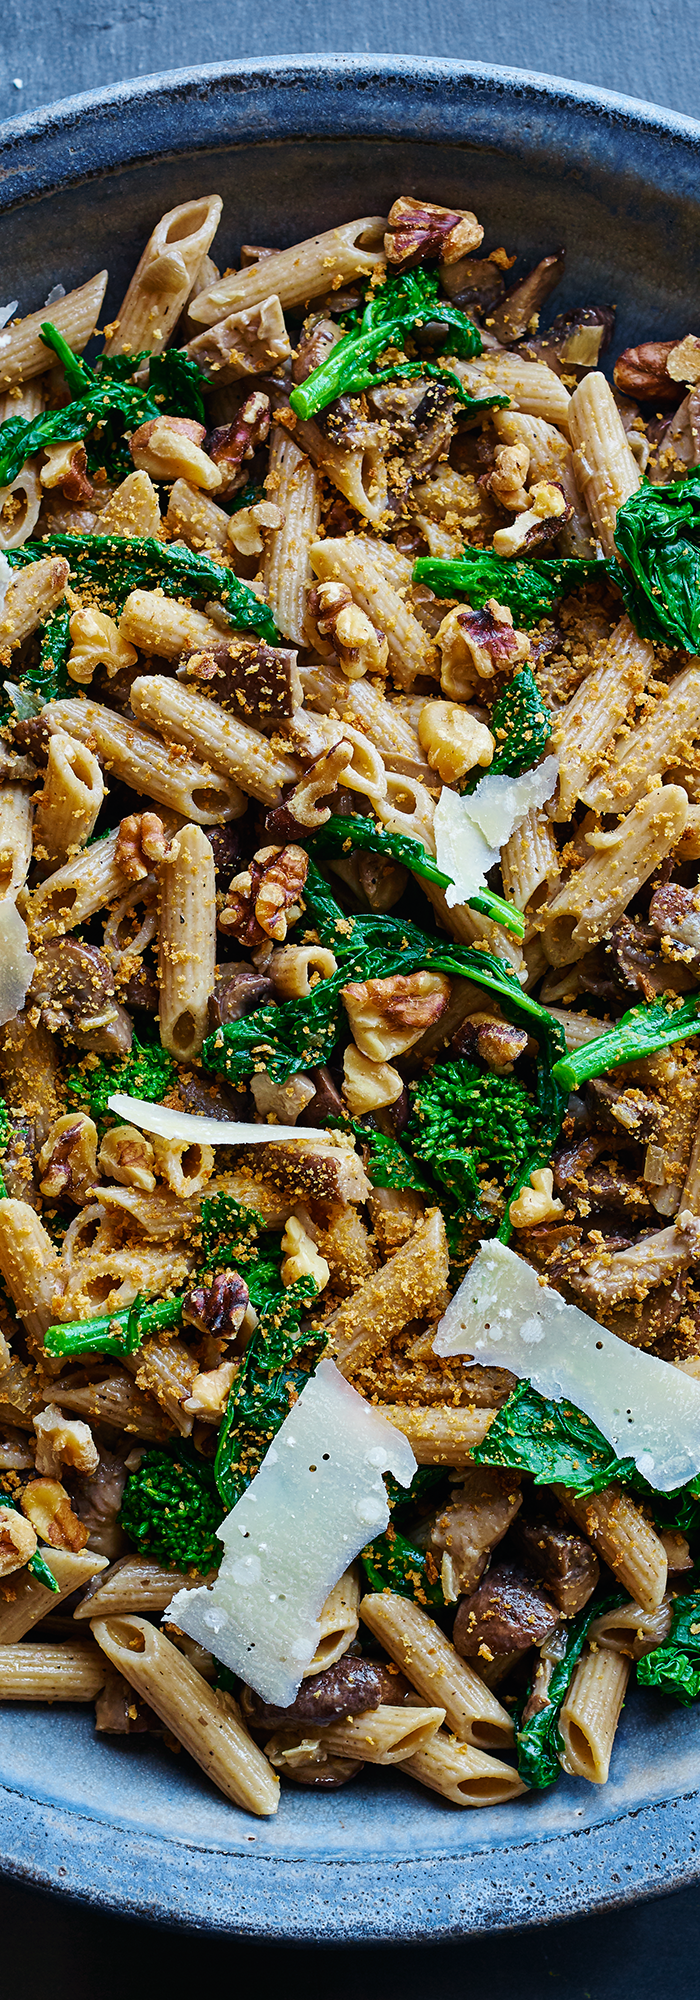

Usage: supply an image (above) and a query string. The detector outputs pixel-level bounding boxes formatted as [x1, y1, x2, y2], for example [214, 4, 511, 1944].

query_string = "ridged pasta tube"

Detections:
[375, 1403, 495, 1468]
[311, 538, 438, 689]
[32, 731, 104, 871]
[291, 410, 388, 525]
[325, 1208, 449, 1373]
[500, 806, 561, 914]
[558, 1645, 631, 1784]
[131, 675, 299, 807]
[0, 784, 33, 899]
[568, 371, 640, 557]
[189, 216, 387, 325]
[0, 1198, 61, 1347]
[0, 271, 107, 390]
[558, 1484, 668, 1613]
[263, 427, 321, 645]
[540, 785, 689, 966]
[43, 697, 244, 823]
[0, 556, 69, 652]
[0, 1643, 107, 1702]
[360, 1591, 514, 1751]
[119, 589, 230, 659]
[103, 196, 222, 357]
[404, 1732, 528, 1806]
[450, 350, 571, 426]
[157, 822, 216, 1061]
[552, 616, 656, 820]
[583, 661, 700, 813]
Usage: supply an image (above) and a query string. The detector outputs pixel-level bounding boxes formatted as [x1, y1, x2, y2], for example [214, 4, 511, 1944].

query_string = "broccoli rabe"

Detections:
[215, 1277, 324, 1510]
[65, 1032, 176, 1122]
[637, 1589, 700, 1705]
[552, 993, 700, 1094]
[120, 1442, 224, 1572]
[305, 814, 524, 937]
[412, 548, 606, 626]
[408, 1057, 543, 1200]
[0, 324, 209, 489]
[10, 532, 278, 647]
[289, 266, 489, 421]
[44, 1291, 183, 1360]
[483, 666, 552, 780]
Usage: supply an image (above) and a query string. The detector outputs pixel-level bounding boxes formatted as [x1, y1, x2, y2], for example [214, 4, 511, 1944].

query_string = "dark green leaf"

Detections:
[473, 1379, 637, 1493]
[9, 534, 278, 645]
[361, 1526, 445, 1606]
[65, 1031, 176, 1122]
[637, 1589, 700, 1705]
[412, 548, 607, 627]
[613, 467, 700, 652]
[487, 666, 553, 779]
[214, 1277, 324, 1510]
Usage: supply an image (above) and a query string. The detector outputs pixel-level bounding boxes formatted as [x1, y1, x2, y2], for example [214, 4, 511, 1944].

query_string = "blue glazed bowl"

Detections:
[1, 56, 700, 1940]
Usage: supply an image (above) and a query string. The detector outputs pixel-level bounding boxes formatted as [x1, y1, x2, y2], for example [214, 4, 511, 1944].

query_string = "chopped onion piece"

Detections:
[168, 1359, 417, 1706]
[107, 1093, 330, 1145]
[0, 899, 35, 1027]
[434, 1238, 700, 1493]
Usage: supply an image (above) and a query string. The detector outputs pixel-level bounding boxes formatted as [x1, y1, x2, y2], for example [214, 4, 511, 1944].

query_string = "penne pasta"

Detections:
[360, 1592, 515, 1750]
[0, 272, 108, 390]
[558, 1645, 631, 1785]
[188, 216, 387, 325]
[43, 697, 245, 822]
[103, 197, 223, 357]
[0, 1642, 107, 1701]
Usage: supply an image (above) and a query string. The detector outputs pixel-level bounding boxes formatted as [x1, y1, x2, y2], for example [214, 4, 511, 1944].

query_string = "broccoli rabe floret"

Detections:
[409, 1057, 542, 1187]
[480, 666, 552, 780]
[120, 1443, 224, 1571]
[66, 1032, 176, 1122]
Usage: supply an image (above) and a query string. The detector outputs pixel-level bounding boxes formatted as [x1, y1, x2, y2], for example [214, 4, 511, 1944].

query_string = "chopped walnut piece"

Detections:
[227, 499, 282, 555]
[510, 1168, 564, 1228]
[0, 1503, 37, 1576]
[97, 1123, 157, 1193]
[67, 606, 138, 686]
[488, 441, 531, 512]
[613, 340, 684, 404]
[116, 811, 180, 883]
[206, 391, 271, 496]
[130, 415, 221, 490]
[280, 1214, 330, 1291]
[33, 1404, 99, 1478]
[38, 1112, 98, 1204]
[219, 843, 308, 947]
[182, 1271, 251, 1340]
[437, 598, 530, 698]
[667, 336, 700, 386]
[20, 1476, 89, 1551]
[40, 439, 94, 503]
[182, 1359, 239, 1419]
[307, 580, 388, 681]
[384, 196, 483, 270]
[279, 741, 355, 832]
[418, 699, 494, 783]
[492, 480, 569, 557]
[342, 969, 450, 1061]
[454, 1013, 529, 1073]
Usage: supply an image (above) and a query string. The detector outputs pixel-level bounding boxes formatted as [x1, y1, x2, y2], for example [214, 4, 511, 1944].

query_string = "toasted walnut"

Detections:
[385, 196, 483, 270]
[33, 1404, 99, 1478]
[509, 1167, 564, 1228]
[492, 481, 569, 557]
[40, 439, 94, 503]
[488, 441, 531, 512]
[437, 599, 530, 699]
[219, 843, 309, 947]
[418, 700, 494, 784]
[67, 606, 138, 687]
[182, 1359, 239, 1419]
[667, 336, 700, 386]
[98, 1123, 157, 1192]
[280, 1214, 330, 1291]
[130, 416, 222, 491]
[307, 581, 388, 681]
[183, 1270, 251, 1339]
[342, 969, 450, 1061]
[280, 742, 355, 832]
[227, 499, 282, 555]
[0, 1503, 37, 1576]
[20, 1477, 89, 1550]
[342, 1043, 403, 1115]
[38, 1113, 98, 1203]
[206, 391, 271, 496]
[251, 1072, 316, 1123]
[613, 340, 683, 403]
[116, 811, 180, 883]
[152, 1135, 215, 1197]
[454, 1012, 529, 1073]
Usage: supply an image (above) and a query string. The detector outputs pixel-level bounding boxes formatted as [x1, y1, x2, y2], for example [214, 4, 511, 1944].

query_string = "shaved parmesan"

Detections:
[168, 1359, 417, 1705]
[434, 1238, 700, 1492]
[434, 757, 558, 910]
[0, 898, 35, 1028]
[107, 1093, 330, 1146]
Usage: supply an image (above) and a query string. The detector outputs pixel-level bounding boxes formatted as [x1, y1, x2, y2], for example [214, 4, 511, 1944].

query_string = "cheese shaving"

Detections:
[107, 1093, 330, 1145]
[434, 756, 558, 909]
[0, 899, 36, 1028]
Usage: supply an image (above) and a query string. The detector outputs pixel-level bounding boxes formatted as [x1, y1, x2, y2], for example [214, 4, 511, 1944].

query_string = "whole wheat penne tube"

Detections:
[360, 1591, 514, 1750]
[557, 1484, 668, 1612]
[501, 805, 560, 913]
[118, 588, 229, 659]
[587, 1596, 673, 1660]
[91, 1614, 280, 1815]
[297, 662, 430, 777]
[375, 1404, 495, 1468]
[49, 1368, 175, 1443]
[0, 556, 69, 653]
[493, 408, 594, 555]
[103, 196, 222, 357]
[263, 427, 321, 645]
[303, 1568, 361, 1675]
[0, 784, 33, 898]
[23, 826, 128, 937]
[320, 1703, 445, 1764]
[543, 1007, 615, 1053]
[451, 350, 571, 426]
[583, 662, 700, 813]
[43, 697, 244, 823]
[0, 272, 108, 391]
[558, 1645, 631, 1784]
[73, 1553, 212, 1622]
[0, 1199, 61, 1347]
[165, 479, 231, 553]
[32, 731, 104, 871]
[568, 370, 640, 557]
[290, 410, 388, 525]
[325, 1209, 449, 1373]
[552, 616, 656, 820]
[540, 785, 688, 966]
[189, 216, 387, 326]
[98, 1167, 292, 1237]
[131, 675, 299, 806]
[128, 1335, 198, 1435]
[0, 1641, 107, 1701]
[311, 538, 439, 689]
[97, 471, 163, 540]
[404, 1731, 527, 1806]
[0, 1549, 108, 1644]
[157, 821, 216, 1061]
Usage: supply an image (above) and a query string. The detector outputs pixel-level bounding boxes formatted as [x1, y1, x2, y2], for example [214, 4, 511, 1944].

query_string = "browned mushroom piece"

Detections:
[120, 964, 160, 1015]
[71, 1446, 128, 1562]
[31, 938, 133, 1056]
[453, 1564, 559, 1657]
[511, 1508, 600, 1616]
[207, 962, 273, 1029]
[292, 314, 344, 386]
[552, 1135, 655, 1223]
[489, 251, 566, 346]
[298, 1065, 344, 1126]
[523, 304, 616, 376]
[178, 640, 303, 721]
[438, 255, 507, 314]
[648, 883, 700, 966]
[240, 1656, 407, 1731]
[586, 1076, 663, 1143]
[418, 1466, 523, 1599]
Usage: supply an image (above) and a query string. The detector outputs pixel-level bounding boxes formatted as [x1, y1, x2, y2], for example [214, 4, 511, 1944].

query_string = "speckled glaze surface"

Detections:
[1, 57, 700, 1939]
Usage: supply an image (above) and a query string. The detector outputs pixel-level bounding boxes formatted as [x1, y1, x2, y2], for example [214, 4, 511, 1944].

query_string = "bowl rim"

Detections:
[1, 54, 700, 1940]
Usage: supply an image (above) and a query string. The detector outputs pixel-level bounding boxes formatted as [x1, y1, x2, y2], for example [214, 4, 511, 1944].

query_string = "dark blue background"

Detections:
[1, 3, 700, 1988]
